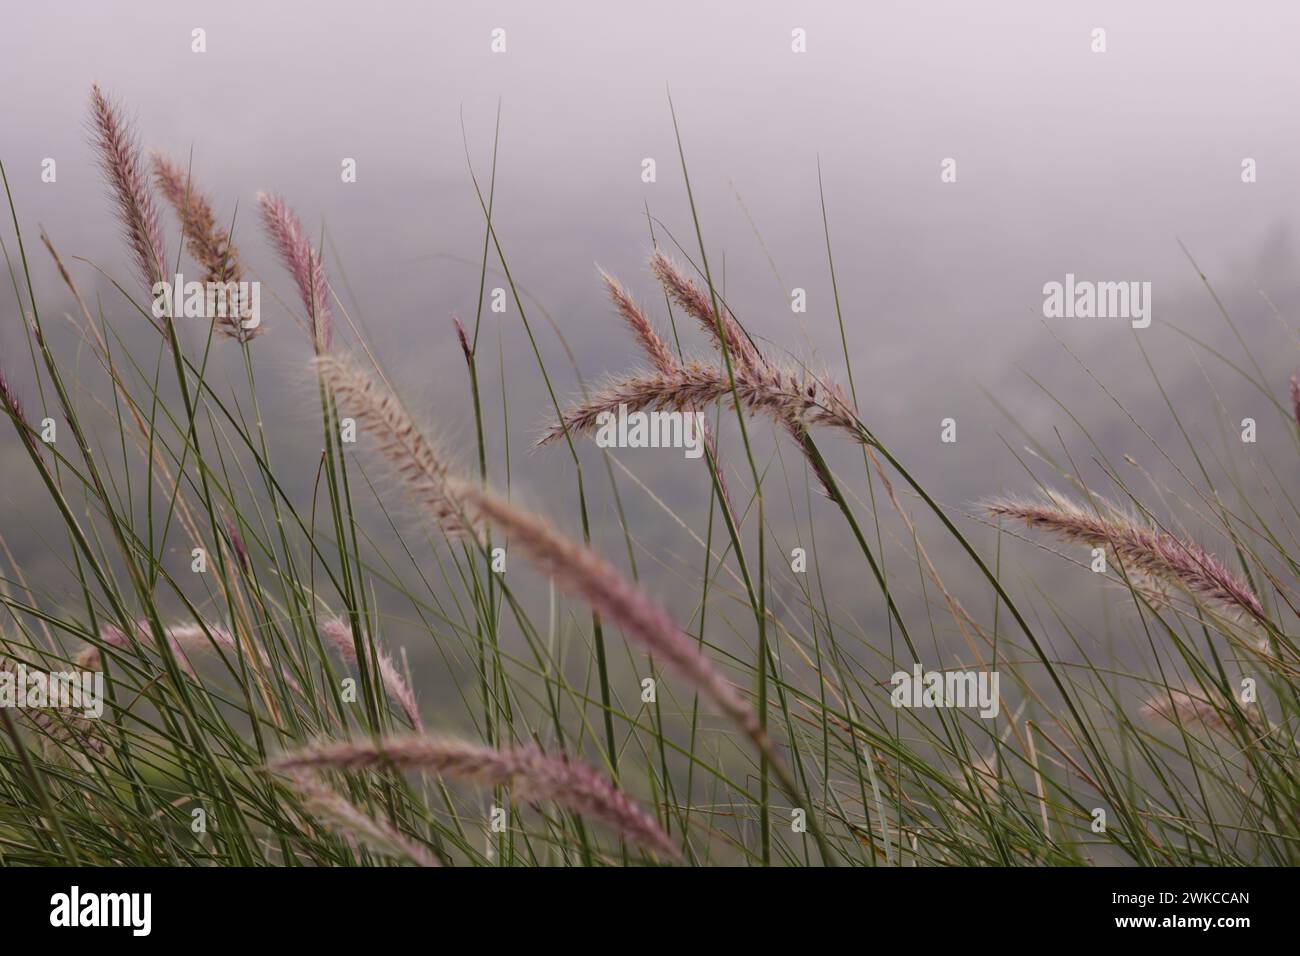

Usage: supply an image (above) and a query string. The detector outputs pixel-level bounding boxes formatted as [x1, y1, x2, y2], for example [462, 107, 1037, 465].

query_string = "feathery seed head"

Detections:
[283, 770, 440, 866]
[320, 617, 423, 731]
[313, 355, 479, 540]
[600, 269, 679, 376]
[452, 315, 473, 365]
[152, 155, 258, 341]
[649, 248, 762, 373]
[985, 494, 1266, 625]
[459, 486, 764, 749]
[88, 84, 167, 297]
[540, 361, 862, 447]
[273, 735, 677, 858]
[258, 192, 333, 352]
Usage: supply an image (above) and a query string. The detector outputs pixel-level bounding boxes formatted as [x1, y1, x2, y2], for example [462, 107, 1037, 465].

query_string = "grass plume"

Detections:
[320, 617, 423, 731]
[984, 493, 1266, 625]
[313, 354, 478, 539]
[258, 192, 333, 352]
[88, 84, 166, 296]
[152, 154, 257, 341]
[273, 735, 678, 858]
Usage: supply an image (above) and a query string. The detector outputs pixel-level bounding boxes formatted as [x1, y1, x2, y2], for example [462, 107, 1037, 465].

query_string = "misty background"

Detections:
[1, 1, 1296, 688]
